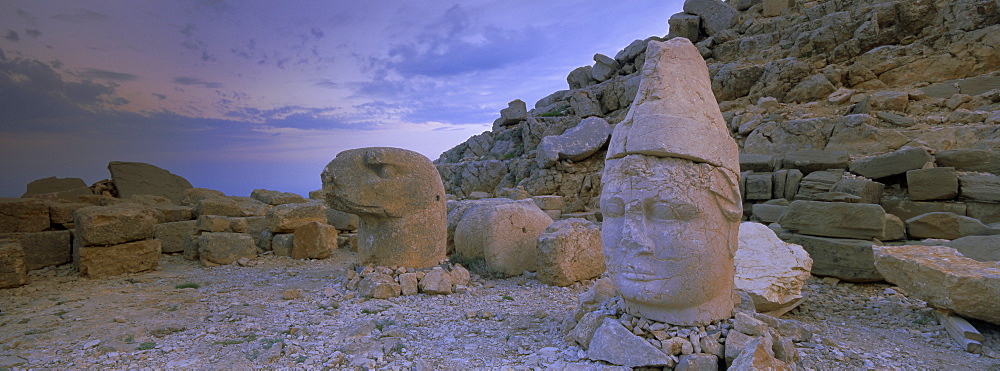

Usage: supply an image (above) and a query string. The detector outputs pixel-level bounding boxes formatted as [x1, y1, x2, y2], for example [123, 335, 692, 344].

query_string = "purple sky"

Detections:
[0, 1, 682, 197]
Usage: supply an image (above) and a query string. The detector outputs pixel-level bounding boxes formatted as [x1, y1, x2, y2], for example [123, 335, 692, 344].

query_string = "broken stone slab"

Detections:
[875, 111, 916, 127]
[292, 221, 337, 260]
[777, 200, 886, 240]
[793, 169, 844, 201]
[848, 147, 932, 179]
[907, 212, 989, 240]
[907, 167, 959, 201]
[536, 117, 612, 168]
[108, 161, 193, 204]
[781, 150, 849, 174]
[942, 235, 1000, 262]
[743, 172, 773, 201]
[958, 173, 1000, 202]
[880, 199, 968, 221]
[265, 202, 327, 233]
[74, 204, 161, 246]
[326, 208, 359, 231]
[0, 198, 49, 233]
[250, 189, 308, 205]
[47, 201, 91, 226]
[935, 149, 1000, 175]
[783, 234, 883, 282]
[751, 203, 787, 224]
[77, 239, 161, 278]
[198, 232, 256, 267]
[536, 218, 605, 287]
[829, 177, 884, 204]
[587, 317, 672, 367]
[22, 176, 88, 197]
[739, 154, 776, 172]
[154, 220, 197, 254]
[736, 223, 812, 313]
[883, 214, 906, 241]
[0, 230, 72, 270]
[873, 244, 1000, 325]
[683, 0, 738, 36]
[0, 239, 28, 288]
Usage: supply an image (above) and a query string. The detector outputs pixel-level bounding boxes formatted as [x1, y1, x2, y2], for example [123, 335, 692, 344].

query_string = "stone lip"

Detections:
[873, 244, 1000, 325]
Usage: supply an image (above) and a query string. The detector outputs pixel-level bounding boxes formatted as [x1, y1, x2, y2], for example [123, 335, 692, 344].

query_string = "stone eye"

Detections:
[602, 198, 624, 217]
[649, 202, 700, 221]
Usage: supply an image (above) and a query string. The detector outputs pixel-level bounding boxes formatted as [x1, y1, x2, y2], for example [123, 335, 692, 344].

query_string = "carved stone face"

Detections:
[601, 154, 741, 325]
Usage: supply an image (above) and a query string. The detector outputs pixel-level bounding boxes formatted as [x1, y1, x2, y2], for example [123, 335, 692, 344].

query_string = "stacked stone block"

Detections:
[73, 204, 162, 278]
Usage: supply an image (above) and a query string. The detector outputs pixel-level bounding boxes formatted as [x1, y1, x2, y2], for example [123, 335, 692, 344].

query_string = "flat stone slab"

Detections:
[784, 234, 883, 282]
[778, 200, 885, 240]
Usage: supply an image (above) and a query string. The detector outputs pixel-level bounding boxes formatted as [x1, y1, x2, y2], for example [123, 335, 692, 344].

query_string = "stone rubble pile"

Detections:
[344, 262, 472, 298]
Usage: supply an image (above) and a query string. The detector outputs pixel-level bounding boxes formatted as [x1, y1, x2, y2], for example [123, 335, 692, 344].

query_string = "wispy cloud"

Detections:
[51, 9, 110, 23]
[4, 30, 19, 42]
[78, 68, 139, 81]
[172, 76, 222, 88]
[25, 29, 41, 38]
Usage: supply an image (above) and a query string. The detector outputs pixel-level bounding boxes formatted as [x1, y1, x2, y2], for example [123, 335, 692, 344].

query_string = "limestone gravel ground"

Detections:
[0, 250, 998, 370]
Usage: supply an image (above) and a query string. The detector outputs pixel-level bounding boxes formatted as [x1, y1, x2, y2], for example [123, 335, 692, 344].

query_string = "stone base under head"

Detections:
[321, 147, 446, 269]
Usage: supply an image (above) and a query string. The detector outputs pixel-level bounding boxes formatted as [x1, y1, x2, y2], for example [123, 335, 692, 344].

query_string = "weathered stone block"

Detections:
[907, 167, 959, 201]
[266, 203, 327, 233]
[751, 203, 787, 223]
[959, 173, 1000, 202]
[849, 147, 932, 179]
[935, 149, 1000, 175]
[74, 204, 160, 246]
[740, 153, 776, 172]
[881, 200, 967, 221]
[77, 239, 161, 278]
[0, 230, 72, 270]
[532, 195, 566, 211]
[744, 172, 773, 200]
[668, 12, 701, 40]
[0, 239, 27, 288]
[829, 177, 884, 204]
[906, 212, 989, 240]
[536, 219, 604, 287]
[782, 150, 849, 174]
[968, 202, 1000, 224]
[271, 233, 294, 257]
[736, 223, 812, 312]
[778, 200, 885, 239]
[784, 234, 883, 282]
[454, 200, 552, 276]
[197, 232, 256, 267]
[292, 221, 337, 260]
[47, 201, 91, 225]
[250, 189, 308, 205]
[108, 161, 192, 203]
[326, 208, 359, 231]
[154, 220, 197, 254]
[0, 198, 49, 233]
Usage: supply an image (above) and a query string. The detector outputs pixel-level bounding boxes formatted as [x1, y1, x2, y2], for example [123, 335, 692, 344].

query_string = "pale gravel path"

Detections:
[1, 250, 998, 370]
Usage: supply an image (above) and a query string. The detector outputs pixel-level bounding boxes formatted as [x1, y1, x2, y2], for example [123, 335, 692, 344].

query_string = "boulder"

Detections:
[536, 117, 612, 168]
[942, 235, 1000, 262]
[74, 204, 160, 246]
[730, 335, 788, 370]
[197, 232, 257, 266]
[848, 147, 932, 179]
[935, 149, 1000, 175]
[668, 12, 701, 40]
[454, 200, 553, 276]
[326, 208, 359, 231]
[418, 267, 453, 295]
[358, 273, 401, 299]
[108, 161, 192, 203]
[197, 215, 231, 232]
[958, 173, 1000, 202]
[292, 221, 337, 259]
[567, 66, 595, 90]
[778, 200, 886, 240]
[683, 0, 738, 36]
[784, 234, 883, 282]
[0, 230, 72, 270]
[499, 99, 527, 126]
[907, 167, 959, 201]
[250, 189, 308, 205]
[266, 203, 327, 233]
[270, 233, 294, 257]
[906, 212, 989, 240]
[0, 198, 49, 233]
[77, 239, 161, 278]
[154, 220, 197, 254]
[591, 53, 618, 82]
[736, 223, 813, 313]
[0, 239, 27, 288]
[873, 245, 1000, 325]
[448, 198, 519, 256]
[587, 318, 672, 367]
[536, 218, 605, 287]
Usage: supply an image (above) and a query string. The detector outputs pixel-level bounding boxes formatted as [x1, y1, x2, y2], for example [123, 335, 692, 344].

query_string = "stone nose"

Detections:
[621, 214, 654, 254]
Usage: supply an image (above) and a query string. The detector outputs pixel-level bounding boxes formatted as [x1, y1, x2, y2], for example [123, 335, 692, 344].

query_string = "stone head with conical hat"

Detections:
[600, 37, 742, 326]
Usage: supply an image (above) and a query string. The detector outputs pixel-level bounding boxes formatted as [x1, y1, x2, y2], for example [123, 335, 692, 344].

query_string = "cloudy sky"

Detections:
[0, 1, 681, 197]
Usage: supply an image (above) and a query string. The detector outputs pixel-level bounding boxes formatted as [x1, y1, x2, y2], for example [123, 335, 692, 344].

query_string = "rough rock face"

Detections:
[736, 222, 813, 313]
[778, 201, 885, 240]
[77, 239, 161, 278]
[108, 161, 193, 204]
[22, 176, 92, 200]
[536, 117, 612, 168]
[292, 221, 337, 260]
[601, 38, 742, 326]
[322, 147, 447, 269]
[73, 204, 160, 246]
[0, 239, 28, 288]
[198, 232, 257, 266]
[873, 244, 1000, 325]
[454, 200, 552, 276]
[0, 198, 49, 233]
[535, 218, 604, 287]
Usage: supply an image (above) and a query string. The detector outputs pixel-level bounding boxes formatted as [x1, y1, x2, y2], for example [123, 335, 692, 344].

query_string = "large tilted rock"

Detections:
[454, 200, 552, 276]
[848, 147, 932, 179]
[906, 167, 959, 201]
[536, 117, 612, 168]
[736, 223, 812, 313]
[958, 173, 1000, 202]
[778, 200, 886, 240]
[784, 234, 883, 282]
[22, 176, 92, 200]
[906, 212, 989, 240]
[682, 0, 738, 36]
[935, 149, 1000, 175]
[942, 235, 1000, 262]
[874, 245, 1000, 325]
[587, 318, 671, 367]
[108, 161, 193, 203]
[0, 198, 49, 233]
[322, 147, 447, 269]
[535, 218, 604, 287]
